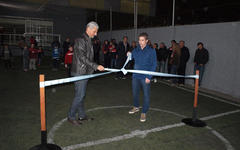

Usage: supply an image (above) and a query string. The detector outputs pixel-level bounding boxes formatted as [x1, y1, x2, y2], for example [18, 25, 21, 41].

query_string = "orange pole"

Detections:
[193, 70, 199, 108]
[40, 74, 46, 131]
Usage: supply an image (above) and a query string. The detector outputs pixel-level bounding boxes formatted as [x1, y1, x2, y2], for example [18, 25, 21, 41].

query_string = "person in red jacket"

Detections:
[29, 44, 38, 70]
[64, 45, 74, 76]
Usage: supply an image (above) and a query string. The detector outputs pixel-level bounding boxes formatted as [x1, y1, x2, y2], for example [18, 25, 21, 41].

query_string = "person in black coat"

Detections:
[157, 42, 168, 73]
[193, 42, 209, 86]
[178, 40, 190, 85]
[115, 36, 130, 79]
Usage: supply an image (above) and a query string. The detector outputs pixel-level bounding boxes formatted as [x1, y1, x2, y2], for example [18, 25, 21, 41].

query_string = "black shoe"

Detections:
[68, 118, 81, 125]
[78, 116, 94, 122]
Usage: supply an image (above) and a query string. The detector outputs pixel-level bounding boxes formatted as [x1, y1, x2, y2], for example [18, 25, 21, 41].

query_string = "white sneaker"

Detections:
[129, 107, 140, 114]
[140, 113, 146, 122]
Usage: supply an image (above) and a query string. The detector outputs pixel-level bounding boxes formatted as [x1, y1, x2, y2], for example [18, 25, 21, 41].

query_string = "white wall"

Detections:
[98, 22, 240, 99]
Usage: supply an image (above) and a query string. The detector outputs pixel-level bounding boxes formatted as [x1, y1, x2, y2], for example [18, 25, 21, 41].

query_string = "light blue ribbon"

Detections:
[41, 54, 198, 87]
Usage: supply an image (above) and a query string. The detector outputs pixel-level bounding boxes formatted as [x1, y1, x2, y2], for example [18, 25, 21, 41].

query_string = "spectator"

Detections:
[170, 43, 181, 84]
[128, 32, 157, 122]
[51, 37, 60, 50]
[194, 42, 209, 86]
[29, 44, 38, 70]
[37, 46, 44, 66]
[129, 41, 137, 52]
[128, 41, 137, 69]
[2, 44, 12, 70]
[30, 36, 36, 45]
[147, 40, 153, 48]
[116, 36, 130, 79]
[167, 40, 176, 74]
[178, 40, 190, 86]
[22, 45, 29, 72]
[93, 39, 100, 64]
[63, 37, 70, 61]
[18, 36, 26, 51]
[109, 41, 117, 68]
[112, 39, 118, 48]
[102, 40, 110, 68]
[158, 42, 168, 73]
[52, 45, 60, 71]
[64, 45, 74, 77]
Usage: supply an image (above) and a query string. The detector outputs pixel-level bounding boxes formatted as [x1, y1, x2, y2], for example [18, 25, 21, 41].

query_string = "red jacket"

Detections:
[29, 48, 38, 59]
[64, 50, 73, 64]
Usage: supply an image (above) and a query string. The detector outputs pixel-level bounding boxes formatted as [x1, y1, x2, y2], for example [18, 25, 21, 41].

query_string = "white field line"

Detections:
[47, 105, 240, 150]
[47, 106, 186, 143]
[206, 126, 235, 150]
[62, 123, 185, 150]
[157, 80, 240, 108]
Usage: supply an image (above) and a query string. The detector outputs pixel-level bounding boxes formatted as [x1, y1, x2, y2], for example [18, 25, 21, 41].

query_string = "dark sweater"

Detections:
[132, 45, 157, 80]
[194, 48, 209, 65]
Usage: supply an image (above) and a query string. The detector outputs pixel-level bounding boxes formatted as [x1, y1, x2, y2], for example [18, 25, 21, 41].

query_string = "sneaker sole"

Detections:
[140, 119, 146, 122]
[128, 109, 139, 114]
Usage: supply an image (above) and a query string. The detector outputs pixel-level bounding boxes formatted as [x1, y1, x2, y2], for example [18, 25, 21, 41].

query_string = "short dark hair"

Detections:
[171, 40, 176, 43]
[197, 42, 203, 46]
[179, 40, 185, 43]
[138, 32, 148, 40]
[123, 36, 128, 39]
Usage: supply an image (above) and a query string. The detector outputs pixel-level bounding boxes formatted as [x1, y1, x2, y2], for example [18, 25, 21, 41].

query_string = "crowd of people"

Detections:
[1, 34, 209, 86]
[92, 36, 209, 86]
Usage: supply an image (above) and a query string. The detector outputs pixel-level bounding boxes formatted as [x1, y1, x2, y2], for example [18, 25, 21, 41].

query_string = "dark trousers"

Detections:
[68, 79, 88, 120]
[132, 78, 150, 113]
[104, 54, 111, 68]
[67, 64, 72, 77]
[178, 64, 187, 84]
[53, 59, 59, 69]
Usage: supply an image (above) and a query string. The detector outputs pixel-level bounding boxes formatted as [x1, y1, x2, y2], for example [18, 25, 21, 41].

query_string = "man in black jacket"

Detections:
[115, 36, 130, 79]
[178, 40, 190, 85]
[193, 42, 209, 86]
[68, 21, 105, 125]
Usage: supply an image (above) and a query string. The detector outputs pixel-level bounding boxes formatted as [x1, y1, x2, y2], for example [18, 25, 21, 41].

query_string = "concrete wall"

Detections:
[98, 22, 240, 99]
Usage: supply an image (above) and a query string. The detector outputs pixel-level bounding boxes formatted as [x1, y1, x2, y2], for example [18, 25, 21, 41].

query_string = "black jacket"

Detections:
[117, 41, 129, 59]
[157, 47, 168, 62]
[71, 33, 98, 76]
[194, 48, 209, 65]
[180, 46, 190, 66]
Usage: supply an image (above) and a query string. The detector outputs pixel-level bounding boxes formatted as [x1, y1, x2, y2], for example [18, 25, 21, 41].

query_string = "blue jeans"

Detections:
[111, 58, 116, 68]
[170, 65, 178, 83]
[68, 79, 88, 120]
[132, 78, 150, 113]
[194, 64, 205, 86]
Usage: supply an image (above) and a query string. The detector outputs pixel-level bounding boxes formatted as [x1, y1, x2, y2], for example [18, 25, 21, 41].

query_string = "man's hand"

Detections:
[97, 65, 105, 71]
[65, 64, 68, 68]
[145, 78, 151, 84]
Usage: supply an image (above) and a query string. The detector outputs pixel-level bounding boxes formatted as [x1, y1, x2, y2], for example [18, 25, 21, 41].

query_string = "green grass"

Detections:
[0, 57, 240, 150]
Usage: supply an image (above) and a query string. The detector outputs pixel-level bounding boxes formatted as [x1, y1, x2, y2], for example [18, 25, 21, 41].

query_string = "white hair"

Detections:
[86, 21, 99, 30]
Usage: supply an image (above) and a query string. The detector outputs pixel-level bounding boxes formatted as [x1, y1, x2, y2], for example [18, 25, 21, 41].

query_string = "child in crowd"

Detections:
[37, 46, 44, 66]
[2, 44, 12, 70]
[64, 45, 74, 77]
[109, 42, 117, 68]
[29, 44, 38, 70]
[52, 45, 60, 71]
[22, 45, 29, 72]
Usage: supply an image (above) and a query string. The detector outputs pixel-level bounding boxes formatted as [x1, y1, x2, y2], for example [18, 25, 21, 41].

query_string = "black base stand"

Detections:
[182, 108, 206, 127]
[182, 118, 206, 127]
[29, 131, 62, 150]
[29, 144, 62, 150]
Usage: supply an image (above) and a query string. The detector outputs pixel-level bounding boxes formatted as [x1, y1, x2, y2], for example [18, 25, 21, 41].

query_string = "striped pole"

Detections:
[40, 74, 47, 144]
[182, 70, 206, 127]
[29, 75, 62, 150]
